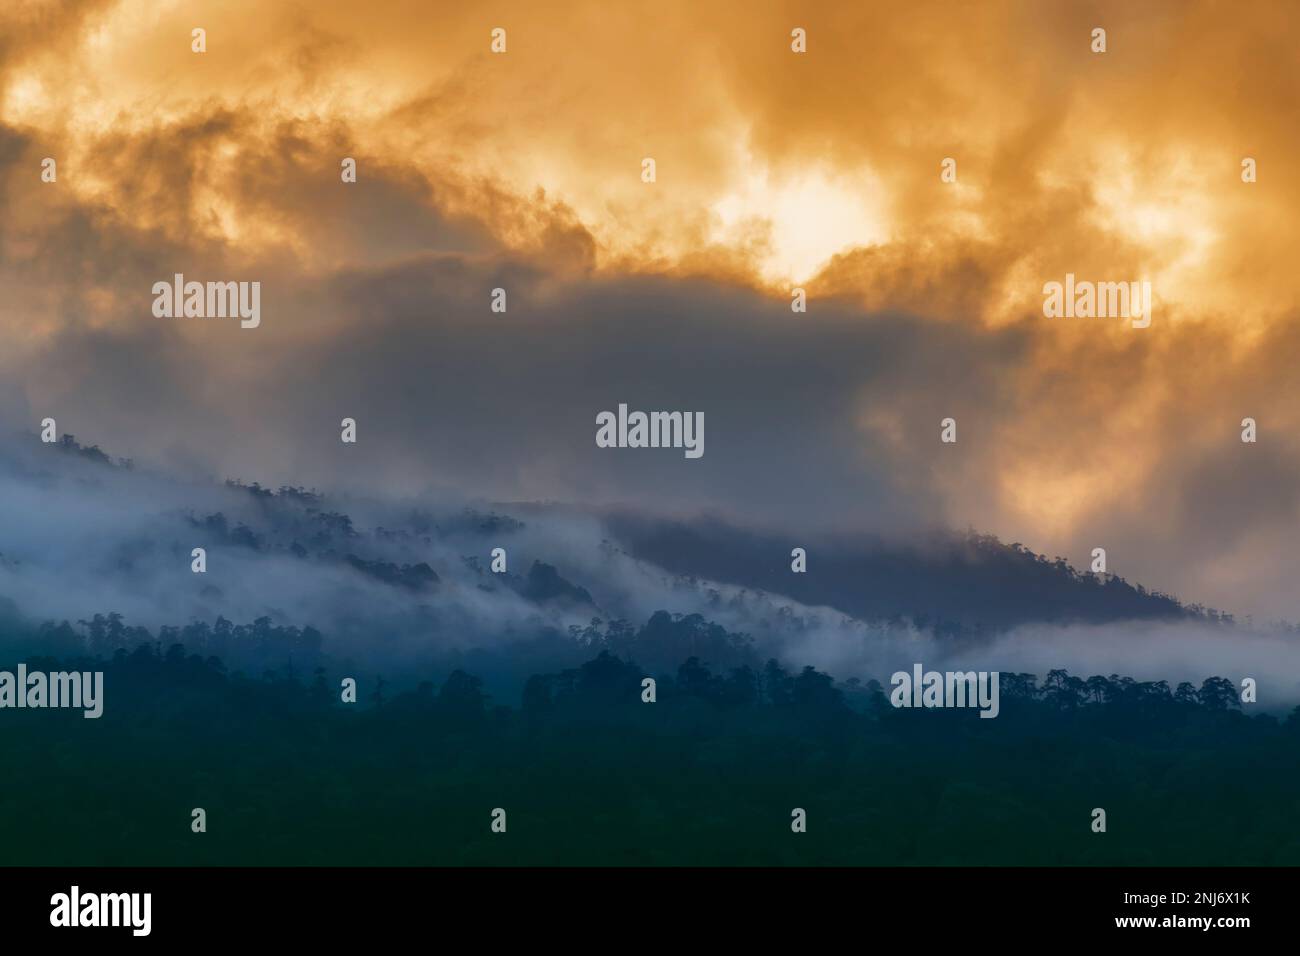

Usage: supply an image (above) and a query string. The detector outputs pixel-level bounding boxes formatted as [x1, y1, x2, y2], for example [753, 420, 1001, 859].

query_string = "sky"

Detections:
[1, 0, 1298, 621]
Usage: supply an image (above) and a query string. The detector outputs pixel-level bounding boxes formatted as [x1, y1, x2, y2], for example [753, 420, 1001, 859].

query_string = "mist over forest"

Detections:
[3, 428, 1297, 707]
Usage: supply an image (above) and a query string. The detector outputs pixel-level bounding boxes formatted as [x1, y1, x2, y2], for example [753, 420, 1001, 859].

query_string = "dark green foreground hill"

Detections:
[2, 643, 1297, 866]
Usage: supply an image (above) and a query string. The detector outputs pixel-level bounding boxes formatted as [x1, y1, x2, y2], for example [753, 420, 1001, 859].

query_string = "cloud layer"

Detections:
[1, 0, 1299, 623]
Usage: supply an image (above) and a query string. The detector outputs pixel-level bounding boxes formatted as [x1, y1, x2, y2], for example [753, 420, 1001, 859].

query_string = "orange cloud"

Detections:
[2, 0, 1299, 618]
